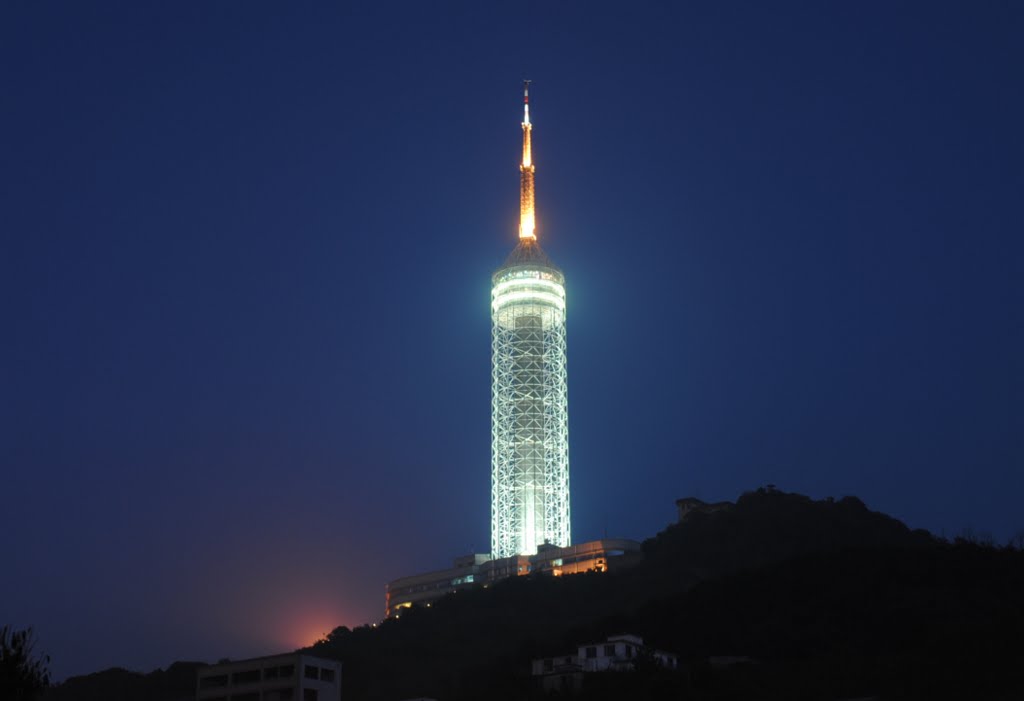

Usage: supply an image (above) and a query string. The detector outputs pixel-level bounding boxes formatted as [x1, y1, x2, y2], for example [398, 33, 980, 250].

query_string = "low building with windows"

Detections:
[385, 538, 642, 617]
[196, 652, 341, 701]
[530, 634, 678, 693]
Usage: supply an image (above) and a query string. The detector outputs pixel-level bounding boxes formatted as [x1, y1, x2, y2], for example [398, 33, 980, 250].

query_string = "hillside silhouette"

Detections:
[43, 661, 203, 701]
[42, 488, 1024, 700]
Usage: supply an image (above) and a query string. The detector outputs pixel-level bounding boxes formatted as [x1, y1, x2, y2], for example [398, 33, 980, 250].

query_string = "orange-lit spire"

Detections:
[519, 80, 536, 241]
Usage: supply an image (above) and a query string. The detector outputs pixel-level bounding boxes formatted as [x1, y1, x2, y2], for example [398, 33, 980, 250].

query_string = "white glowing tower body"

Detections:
[491, 83, 570, 559]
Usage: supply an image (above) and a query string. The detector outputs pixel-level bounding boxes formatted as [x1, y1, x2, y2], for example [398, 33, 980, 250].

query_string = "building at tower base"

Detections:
[385, 539, 642, 618]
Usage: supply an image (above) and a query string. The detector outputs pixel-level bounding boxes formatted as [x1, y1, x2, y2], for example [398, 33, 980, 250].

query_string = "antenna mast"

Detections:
[519, 80, 536, 241]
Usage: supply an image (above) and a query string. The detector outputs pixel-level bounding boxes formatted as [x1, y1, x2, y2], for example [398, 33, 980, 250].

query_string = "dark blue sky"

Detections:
[2, 1, 1021, 681]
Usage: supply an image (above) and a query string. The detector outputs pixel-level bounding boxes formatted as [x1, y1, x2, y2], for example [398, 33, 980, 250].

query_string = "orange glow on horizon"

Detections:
[277, 604, 356, 650]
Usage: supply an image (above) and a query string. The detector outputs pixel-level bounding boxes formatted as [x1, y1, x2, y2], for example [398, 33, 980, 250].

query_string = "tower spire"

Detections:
[519, 80, 536, 241]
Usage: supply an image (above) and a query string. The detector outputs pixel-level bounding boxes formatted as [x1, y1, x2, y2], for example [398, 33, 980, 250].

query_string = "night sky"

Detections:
[2, 1, 1021, 681]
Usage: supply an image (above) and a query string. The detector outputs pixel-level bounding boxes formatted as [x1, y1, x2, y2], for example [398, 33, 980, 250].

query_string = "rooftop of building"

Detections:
[197, 651, 341, 675]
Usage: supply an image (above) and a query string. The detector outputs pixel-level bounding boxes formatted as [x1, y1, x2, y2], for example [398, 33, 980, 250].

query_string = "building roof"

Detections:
[197, 651, 341, 674]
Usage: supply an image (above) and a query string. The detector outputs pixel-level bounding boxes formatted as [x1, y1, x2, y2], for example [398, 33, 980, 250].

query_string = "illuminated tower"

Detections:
[491, 82, 570, 558]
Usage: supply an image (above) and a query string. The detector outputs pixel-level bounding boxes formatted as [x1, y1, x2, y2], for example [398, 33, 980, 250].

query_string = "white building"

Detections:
[531, 635, 678, 693]
[196, 652, 341, 701]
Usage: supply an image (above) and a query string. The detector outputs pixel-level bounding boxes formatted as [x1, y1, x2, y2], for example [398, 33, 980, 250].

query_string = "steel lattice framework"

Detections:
[491, 260, 570, 558]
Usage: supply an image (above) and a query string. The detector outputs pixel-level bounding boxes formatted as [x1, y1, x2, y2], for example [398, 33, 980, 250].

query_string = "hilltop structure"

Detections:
[384, 83, 640, 617]
[675, 497, 733, 523]
[386, 539, 641, 616]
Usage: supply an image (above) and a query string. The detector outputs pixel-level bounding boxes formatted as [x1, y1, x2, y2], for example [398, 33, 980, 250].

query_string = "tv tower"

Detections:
[491, 81, 571, 558]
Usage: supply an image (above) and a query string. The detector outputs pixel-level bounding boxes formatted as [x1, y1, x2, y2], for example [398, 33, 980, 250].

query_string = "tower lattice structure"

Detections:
[491, 82, 570, 558]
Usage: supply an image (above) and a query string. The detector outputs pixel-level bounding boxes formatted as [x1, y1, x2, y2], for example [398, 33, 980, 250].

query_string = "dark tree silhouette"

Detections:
[1, 626, 50, 701]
